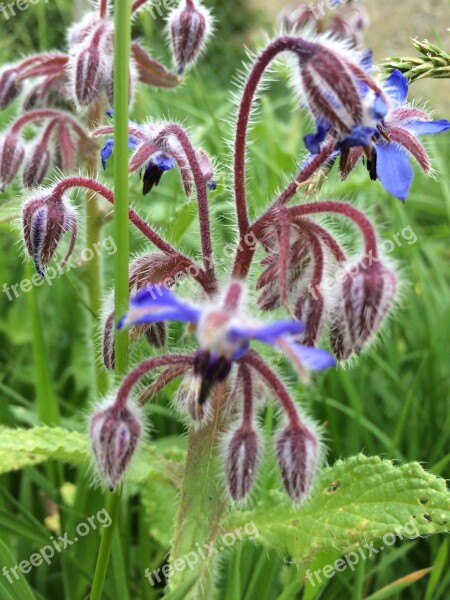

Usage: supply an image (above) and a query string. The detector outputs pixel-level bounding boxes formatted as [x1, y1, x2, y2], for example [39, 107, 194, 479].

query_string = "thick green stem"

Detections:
[168, 386, 229, 598]
[90, 0, 132, 598]
[86, 102, 110, 397]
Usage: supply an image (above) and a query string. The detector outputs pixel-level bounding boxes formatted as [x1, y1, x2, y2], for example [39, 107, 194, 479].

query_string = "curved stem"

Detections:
[52, 177, 212, 290]
[286, 201, 378, 257]
[115, 354, 194, 409]
[299, 219, 347, 263]
[243, 350, 301, 428]
[10, 109, 88, 139]
[155, 123, 217, 288]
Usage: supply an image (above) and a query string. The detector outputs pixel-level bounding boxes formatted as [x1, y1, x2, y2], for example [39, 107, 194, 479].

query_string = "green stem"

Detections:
[168, 386, 229, 598]
[90, 0, 132, 597]
[86, 102, 110, 397]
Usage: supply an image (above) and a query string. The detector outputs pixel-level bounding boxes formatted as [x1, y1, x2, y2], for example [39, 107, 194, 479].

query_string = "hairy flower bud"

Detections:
[90, 400, 142, 490]
[0, 67, 22, 110]
[22, 193, 77, 276]
[276, 422, 318, 503]
[330, 260, 397, 359]
[225, 425, 262, 501]
[295, 287, 327, 346]
[23, 144, 52, 189]
[0, 133, 25, 190]
[168, 0, 212, 74]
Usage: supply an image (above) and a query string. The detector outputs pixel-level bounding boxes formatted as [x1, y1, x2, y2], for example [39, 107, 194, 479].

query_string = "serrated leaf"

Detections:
[0, 426, 185, 486]
[224, 455, 450, 563]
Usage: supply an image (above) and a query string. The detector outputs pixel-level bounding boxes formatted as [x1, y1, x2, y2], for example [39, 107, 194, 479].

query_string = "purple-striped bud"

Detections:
[0, 67, 22, 110]
[0, 133, 25, 190]
[330, 260, 397, 359]
[22, 193, 77, 276]
[143, 321, 167, 349]
[295, 287, 327, 347]
[90, 400, 143, 491]
[175, 372, 212, 426]
[225, 425, 262, 501]
[168, 0, 212, 74]
[102, 311, 116, 370]
[276, 422, 318, 503]
[23, 144, 52, 189]
[70, 23, 113, 107]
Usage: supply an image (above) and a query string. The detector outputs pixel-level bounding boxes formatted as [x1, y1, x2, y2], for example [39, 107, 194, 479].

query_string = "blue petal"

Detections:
[207, 180, 217, 191]
[229, 320, 303, 345]
[152, 153, 176, 171]
[360, 49, 373, 73]
[336, 125, 376, 150]
[289, 343, 336, 370]
[119, 286, 200, 329]
[106, 109, 114, 118]
[405, 119, 450, 136]
[372, 93, 388, 120]
[383, 70, 408, 108]
[375, 142, 413, 202]
[101, 139, 114, 170]
[304, 118, 331, 154]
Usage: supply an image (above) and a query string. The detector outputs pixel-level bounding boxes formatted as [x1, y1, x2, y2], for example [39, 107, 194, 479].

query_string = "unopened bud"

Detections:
[0, 67, 22, 110]
[276, 422, 318, 503]
[90, 400, 142, 491]
[295, 288, 326, 346]
[0, 133, 25, 190]
[143, 321, 167, 348]
[102, 311, 116, 370]
[22, 193, 77, 276]
[23, 144, 52, 189]
[225, 425, 262, 501]
[331, 260, 397, 359]
[168, 0, 212, 74]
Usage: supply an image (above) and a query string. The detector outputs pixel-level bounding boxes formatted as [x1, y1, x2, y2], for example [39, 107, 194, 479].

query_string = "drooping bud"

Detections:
[168, 0, 212, 74]
[330, 260, 397, 359]
[175, 371, 212, 426]
[23, 144, 52, 189]
[0, 67, 22, 110]
[295, 287, 327, 346]
[90, 400, 143, 491]
[0, 133, 25, 190]
[102, 311, 116, 370]
[276, 422, 318, 503]
[22, 192, 77, 276]
[70, 22, 113, 107]
[225, 425, 262, 501]
[143, 321, 167, 348]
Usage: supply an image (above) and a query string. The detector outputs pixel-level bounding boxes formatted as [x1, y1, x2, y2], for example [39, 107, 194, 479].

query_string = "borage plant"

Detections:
[1, 2, 450, 599]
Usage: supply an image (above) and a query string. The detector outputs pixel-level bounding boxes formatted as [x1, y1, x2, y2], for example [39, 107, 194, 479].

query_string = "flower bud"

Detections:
[175, 372, 212, 426]
[90, 400, 143, 491]
[22, 193, 77, 276]
[330, 260, 397, 359]
[70, 23, 112, 106]
[102, 311, 116, 370]
[225, 425, 262, 501]
[0, 133, 25, 190]
[0, 67, 22, 110]
[276, 422, 318, 503]
[168, 0, 212, 74]
[23, 144, 52, 189]
[143, 321, 167, 349]
[295, 288, 327, 347]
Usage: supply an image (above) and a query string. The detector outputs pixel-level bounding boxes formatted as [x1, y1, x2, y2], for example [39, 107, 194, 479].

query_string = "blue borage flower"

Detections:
[119, 283, 336, 403]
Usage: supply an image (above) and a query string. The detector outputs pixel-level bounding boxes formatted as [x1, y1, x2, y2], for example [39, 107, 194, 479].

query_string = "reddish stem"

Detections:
[286, 201, 378, 258]
[52, 177, 213, 291]
[240, 364, 254, 431]
[243, 350, 301, 428]
[115, 354, 194, 410]
[99, 0, 109, 18]
[299, 219, 347, 263]
[131, 0, 148, 12]
[137, 364, 188, 406]
[155, 124, 217, 288]
[10, 110, 88, 141]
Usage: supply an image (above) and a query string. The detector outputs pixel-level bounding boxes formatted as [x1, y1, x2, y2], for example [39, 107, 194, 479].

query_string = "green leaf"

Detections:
[225, 455, 450, 563]
[0, 426, 184, 486]
[141, 478, 178, 548]
[0, 538, 37, 600]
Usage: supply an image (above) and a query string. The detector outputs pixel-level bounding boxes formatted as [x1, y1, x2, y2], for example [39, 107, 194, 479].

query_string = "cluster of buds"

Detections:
[279, 0, 369, 47]
[0, 0, 213, 190]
